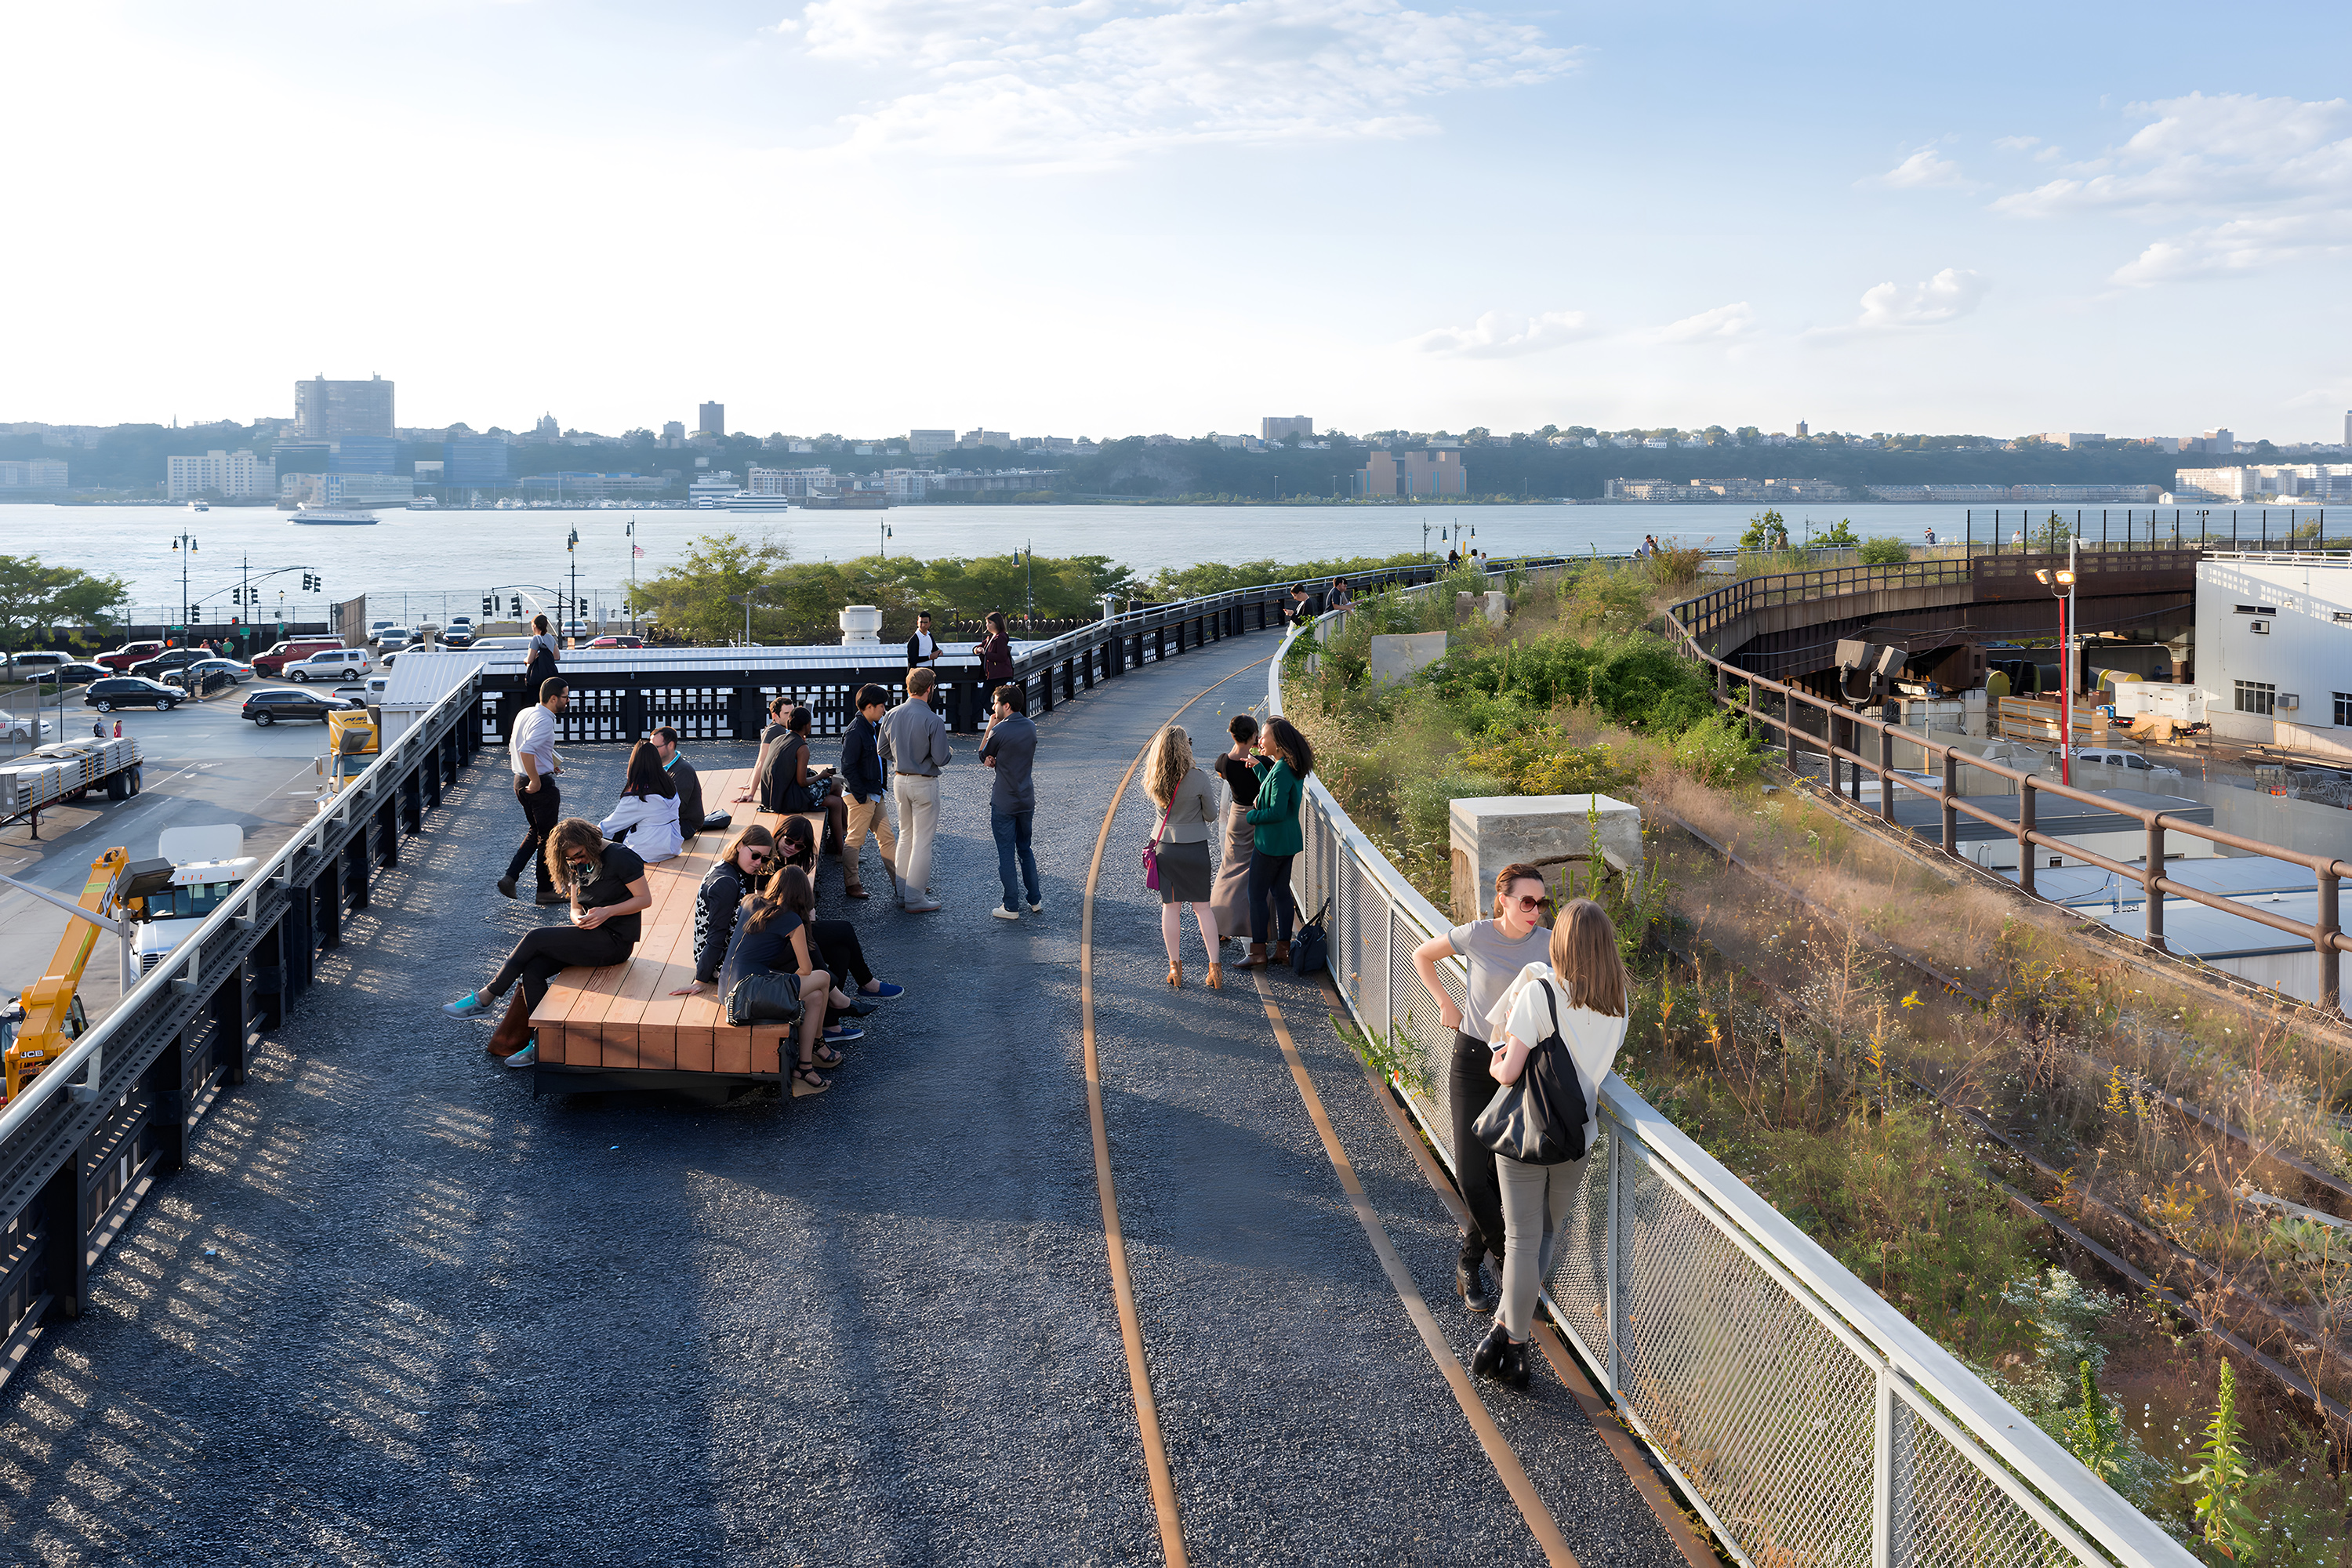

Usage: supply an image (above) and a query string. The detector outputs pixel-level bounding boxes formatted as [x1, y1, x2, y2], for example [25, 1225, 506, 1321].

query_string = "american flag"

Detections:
[632, 544, 646, 557]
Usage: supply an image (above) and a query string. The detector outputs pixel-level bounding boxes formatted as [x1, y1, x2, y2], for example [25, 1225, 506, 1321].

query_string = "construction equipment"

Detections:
[0, 848, 175, 1100]
[317, 707, 378, 798]
[0, 735, 143, 838]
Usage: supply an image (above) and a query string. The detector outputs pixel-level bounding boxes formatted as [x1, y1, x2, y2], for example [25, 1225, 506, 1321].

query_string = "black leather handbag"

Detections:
[1472, 982, 1591, 1165]
[724, 971, 804, 1028]
[1290, 898, 1330, 977]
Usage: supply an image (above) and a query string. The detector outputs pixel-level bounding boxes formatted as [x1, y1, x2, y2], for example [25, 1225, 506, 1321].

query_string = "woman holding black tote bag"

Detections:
[1469, 898, 1630, 1389]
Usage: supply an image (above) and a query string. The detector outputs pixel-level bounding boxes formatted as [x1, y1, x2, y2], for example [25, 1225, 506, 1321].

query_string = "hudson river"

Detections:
[0, 499, 2279, 628]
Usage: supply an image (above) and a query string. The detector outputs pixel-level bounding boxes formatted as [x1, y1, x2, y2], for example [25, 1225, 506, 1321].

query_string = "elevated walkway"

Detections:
[0, 632, 1686, 1563]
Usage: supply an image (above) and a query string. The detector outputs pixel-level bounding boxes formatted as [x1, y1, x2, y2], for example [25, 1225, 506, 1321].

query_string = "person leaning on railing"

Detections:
[444, 818, 652, 1070]
[1410, 861, 1551, 1316]
[1469, 898, 1630, 1391]
[1236, 717, 1312, 969]
[976, 611, 1015, 684]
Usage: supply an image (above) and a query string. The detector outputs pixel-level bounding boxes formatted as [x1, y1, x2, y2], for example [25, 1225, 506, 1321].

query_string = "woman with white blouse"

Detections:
[598, 740, 684, 862]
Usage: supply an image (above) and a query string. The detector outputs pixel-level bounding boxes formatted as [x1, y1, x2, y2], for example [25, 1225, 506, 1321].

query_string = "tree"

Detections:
[630, 531, 792, 644]
[0, 554, 129, 670]
[1814, 517, 1860, 546]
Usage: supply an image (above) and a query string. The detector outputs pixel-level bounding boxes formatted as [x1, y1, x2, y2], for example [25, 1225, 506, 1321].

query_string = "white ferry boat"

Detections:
[724, 492, 793, 512]
[687, 472, 739, 509]
[289, 510, 379, 526]
[406, 494, 438, 510]
[187, 499, 210, 512]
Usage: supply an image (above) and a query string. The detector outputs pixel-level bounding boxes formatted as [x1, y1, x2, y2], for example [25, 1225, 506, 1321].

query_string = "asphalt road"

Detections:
[0, 642, 1682, 1566]
[0, 677, 361, 1014]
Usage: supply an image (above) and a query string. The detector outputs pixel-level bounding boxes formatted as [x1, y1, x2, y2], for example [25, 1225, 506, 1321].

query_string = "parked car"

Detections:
[468, 636, 532, 651]
[49, 661, 110, 684]
[84, 676, 182, 711]
[562, 619, 588, 637]
[368, 619, 399, 644]
[252, 637, 346, 677]
[169, 659, 252, 694]
[2075, 746, 2182, 779]
[376, 626, 415, 652]
[284, 648, 371, 684]
[4, 652, 74, 678]
[0, 713, 56, 742]
[586, 634, 645, 648]
[442, 616, 475, 647]
[96, 641, 165, 672]
[129, 648, 215, 681]
[241, 688, 355, 726]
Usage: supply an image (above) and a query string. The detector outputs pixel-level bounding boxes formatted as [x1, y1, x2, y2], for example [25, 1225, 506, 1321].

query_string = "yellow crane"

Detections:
[1, 848, 175, 1099]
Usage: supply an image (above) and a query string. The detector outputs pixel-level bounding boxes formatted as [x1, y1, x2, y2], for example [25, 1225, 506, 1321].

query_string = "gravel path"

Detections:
[0, 637, 1684, 1567]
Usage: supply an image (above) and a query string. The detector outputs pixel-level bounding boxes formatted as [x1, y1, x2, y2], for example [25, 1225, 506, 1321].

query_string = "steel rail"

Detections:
[1266, 583, 2199, 1568]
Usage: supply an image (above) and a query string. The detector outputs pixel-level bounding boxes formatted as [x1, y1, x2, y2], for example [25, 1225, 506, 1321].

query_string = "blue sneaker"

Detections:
[443, 990, 493, 1019]
[502, 1042, 537, 1069]
[862, 982, 905, 1001]
[824, 1022, 866, 1044]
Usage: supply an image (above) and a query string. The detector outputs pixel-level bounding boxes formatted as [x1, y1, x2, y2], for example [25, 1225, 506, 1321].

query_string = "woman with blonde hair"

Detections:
[1470, 896, 1630, 1390]
[443, 818, 652, 1069]
[1143, 724, 1221, 989]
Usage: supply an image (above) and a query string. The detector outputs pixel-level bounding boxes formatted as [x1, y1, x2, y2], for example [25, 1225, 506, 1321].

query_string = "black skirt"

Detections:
[1156, 839, 1214, 903]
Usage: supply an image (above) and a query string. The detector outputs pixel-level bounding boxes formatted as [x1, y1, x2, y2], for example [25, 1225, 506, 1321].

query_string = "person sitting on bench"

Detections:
[715, 864, 839, 1096]
[773, 815, 904, 1011]
[599, 739, 684, 862]
[442, 818, 652, 1069]
[652, 726, 728, 837]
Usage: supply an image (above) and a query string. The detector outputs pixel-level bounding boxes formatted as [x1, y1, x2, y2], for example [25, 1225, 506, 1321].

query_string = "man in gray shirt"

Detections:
[879, 666, 952, 912]
[979, 682, 1040, 920]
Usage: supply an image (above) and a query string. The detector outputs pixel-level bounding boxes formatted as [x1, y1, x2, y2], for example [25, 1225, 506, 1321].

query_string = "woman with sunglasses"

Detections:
[1410, 861, 1550, 1316]
[717, 865, 840, 1096]
[669, 824, 775, 996]
[444, 818, 652, 1068]
[768, 816, 904, 1015]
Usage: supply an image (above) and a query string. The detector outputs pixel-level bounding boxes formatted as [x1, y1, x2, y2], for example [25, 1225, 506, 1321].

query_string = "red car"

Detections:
[96, 641, 166, 671]
[586, 634, 646, 648]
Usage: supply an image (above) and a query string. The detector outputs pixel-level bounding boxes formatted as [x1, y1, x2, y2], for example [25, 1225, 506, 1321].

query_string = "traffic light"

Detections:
[510, 596, 521, 618]
[482, 596, 494, 616]
[576, 597, 587, 615]
[299, 573, 318, 592]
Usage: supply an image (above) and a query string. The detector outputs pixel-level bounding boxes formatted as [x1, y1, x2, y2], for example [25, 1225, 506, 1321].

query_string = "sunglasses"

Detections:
[568, 856, 594, 868]
[1507, 894, 1549, 912]
[743, 850, 771, 863]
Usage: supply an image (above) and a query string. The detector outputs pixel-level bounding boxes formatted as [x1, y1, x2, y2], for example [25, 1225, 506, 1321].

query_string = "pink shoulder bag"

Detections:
[1142, 811, 1167, 891]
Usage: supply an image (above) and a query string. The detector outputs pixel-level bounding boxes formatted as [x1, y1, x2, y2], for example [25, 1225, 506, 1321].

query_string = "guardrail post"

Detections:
[1877, 715, 1894, 823]
[1940, 750, 1958, 857]
[2145, 817, 2166, 951]
[1785, 691, 1801, 771]
[2019, 779, 2037, 898]
[38, 1157, 87, 1319]
[317, 860, 342, 951]
[1605, 1124, 1624, 1396]
[1872, 1371, 1896, 1567]
[2321, 868, 2342, 1014]
[1715, 663, 1728, 703]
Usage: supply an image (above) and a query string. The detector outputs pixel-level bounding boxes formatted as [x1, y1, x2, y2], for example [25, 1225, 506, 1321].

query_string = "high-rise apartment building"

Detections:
[699, 401, 725, 437]
[445, 436, 512, 488]
[1353, 448, 1466, 498]
[1261, 416, 1314, 441]
[1795, 420, 1809, 437]
[294, 374, 394, 439]
[909, 429, 956, 456]
[0, 459, 69, 488]
[329, 436, 401, 475]
[166, 450, 269, 500]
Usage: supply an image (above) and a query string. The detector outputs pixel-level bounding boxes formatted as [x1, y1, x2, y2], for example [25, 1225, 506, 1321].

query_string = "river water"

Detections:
[0, 499, 2320, 628]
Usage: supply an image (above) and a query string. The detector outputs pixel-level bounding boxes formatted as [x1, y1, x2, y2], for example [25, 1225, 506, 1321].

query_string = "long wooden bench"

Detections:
[529, 768, 826, 1094]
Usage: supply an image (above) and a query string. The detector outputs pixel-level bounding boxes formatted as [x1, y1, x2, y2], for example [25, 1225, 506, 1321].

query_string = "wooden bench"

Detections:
[528, 768, 819, 1095]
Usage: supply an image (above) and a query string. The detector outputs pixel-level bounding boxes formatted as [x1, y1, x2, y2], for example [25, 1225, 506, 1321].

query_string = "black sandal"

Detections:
[808, 1042, 844, 1069]
[790, 1063, 830, 1095]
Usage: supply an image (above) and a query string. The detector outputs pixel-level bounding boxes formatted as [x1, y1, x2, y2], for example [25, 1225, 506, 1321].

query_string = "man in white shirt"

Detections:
[499, 677, 570, 905]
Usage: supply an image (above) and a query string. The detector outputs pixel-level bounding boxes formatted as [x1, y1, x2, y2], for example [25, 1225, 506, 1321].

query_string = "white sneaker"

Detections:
[992, 906, 1019, 920]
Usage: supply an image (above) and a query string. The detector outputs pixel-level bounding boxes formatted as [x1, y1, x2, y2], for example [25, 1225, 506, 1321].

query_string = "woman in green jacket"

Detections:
[1240, 716, 1315, 968]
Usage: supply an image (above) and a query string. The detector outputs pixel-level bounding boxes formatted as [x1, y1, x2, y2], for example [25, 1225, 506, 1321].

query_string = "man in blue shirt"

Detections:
[979, 682, 1040, 920]
[837, 683, 898, 901]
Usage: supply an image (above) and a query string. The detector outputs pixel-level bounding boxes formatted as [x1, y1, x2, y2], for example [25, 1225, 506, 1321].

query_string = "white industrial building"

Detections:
[2195, 552, 2352, 760]
[167, 448, 270, 500]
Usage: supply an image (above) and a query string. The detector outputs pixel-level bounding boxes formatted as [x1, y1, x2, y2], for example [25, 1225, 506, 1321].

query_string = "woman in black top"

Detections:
[976, 611, 1015, 684]
[441, 818, 650, 1068]
[670, 824, 775, 994]
[1209, 713, 1259, 942]
[772, 817, 902, 1011]
[716, 866, 839, 1094]
[757, 707, 848, 851]
[523, 612, 560, 698]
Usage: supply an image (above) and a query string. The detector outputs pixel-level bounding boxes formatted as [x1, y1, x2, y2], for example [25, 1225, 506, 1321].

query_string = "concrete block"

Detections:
[1483, 590, 1509, 625]
[1368, 632, 1447, 687]
[1447, 793, 1643, 924]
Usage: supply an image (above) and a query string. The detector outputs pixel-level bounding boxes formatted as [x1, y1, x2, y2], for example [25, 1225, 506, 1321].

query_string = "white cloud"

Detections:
[1648, 302, 1755, 344]
[1861, 148, 1968, 191]
[774, 0, 1580, 165]
[2110, 212, 2352, 286]
[1994, 134, 2059, 162]
[1853, 267, 1987, 328]
[1409, 308, 1595, 358]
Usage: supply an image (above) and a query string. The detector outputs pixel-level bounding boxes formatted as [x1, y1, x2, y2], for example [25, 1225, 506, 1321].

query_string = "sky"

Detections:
[5, 1, 2350, 443]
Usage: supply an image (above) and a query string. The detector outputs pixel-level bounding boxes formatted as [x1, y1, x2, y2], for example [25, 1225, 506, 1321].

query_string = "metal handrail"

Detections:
[1266, 585, 2197, 1567]
[1661, 568, 2350, 1010]
[0, 670, 483, 1142]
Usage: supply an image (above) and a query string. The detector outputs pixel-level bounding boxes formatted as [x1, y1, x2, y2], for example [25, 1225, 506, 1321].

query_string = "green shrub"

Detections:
[1668, 709, 1762, 786]
[1859, 537, 1910, 565]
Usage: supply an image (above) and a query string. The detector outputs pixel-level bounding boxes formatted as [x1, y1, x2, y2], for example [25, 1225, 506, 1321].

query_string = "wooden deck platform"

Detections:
[529, 768, 819, 1089]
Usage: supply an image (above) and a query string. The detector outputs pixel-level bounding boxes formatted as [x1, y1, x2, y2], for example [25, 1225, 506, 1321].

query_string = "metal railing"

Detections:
[1661, 571, 2347, 1011]
[1268, 595, 2197, 1567]
[0, 670, 485, 1389]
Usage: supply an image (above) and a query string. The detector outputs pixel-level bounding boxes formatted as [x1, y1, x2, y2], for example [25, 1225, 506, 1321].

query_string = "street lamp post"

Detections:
[2036, 552, 2079, 786]
[566, 526, 580, 641]
[626, 517, 638, 632]
[169, 531, 198, 641]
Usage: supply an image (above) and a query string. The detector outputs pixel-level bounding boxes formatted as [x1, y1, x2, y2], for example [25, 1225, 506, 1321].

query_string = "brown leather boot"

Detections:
[1165, 957, 1183, 989]
[1242, 942, 1267, 969]
[485, 989, 532, 1058]
[1272, 939, 1291, 967]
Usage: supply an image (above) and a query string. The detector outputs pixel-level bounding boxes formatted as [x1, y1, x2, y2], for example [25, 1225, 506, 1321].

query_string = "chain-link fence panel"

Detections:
[1896, 1397, 2082, 1568]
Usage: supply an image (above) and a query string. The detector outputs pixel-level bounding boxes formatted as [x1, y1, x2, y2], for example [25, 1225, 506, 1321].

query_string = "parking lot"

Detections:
[0, 670, 394, 1017]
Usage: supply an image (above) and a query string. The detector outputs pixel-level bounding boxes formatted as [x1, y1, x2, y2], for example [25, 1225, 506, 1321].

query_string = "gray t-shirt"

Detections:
[980, 714, 1037, 815]
[1447, 918, 1546, 1042]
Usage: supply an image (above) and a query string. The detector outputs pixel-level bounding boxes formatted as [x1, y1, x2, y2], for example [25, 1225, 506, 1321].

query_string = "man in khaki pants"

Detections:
[879, 666, 952, 913]
[837, 684, 898, 899]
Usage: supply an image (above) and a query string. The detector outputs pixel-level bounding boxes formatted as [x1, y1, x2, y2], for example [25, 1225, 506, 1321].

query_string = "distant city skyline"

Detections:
[3, 5, 2348, 439]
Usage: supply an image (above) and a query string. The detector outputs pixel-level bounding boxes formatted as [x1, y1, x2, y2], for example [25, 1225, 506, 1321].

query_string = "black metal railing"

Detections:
[0, 672, 485, 1391]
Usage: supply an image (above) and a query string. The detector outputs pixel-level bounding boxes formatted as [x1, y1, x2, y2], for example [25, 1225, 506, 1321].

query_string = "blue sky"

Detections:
[6, 2, 2348, 442]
